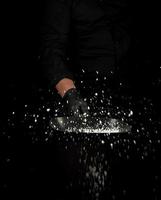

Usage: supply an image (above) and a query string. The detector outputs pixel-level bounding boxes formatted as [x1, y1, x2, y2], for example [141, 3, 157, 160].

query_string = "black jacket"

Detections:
[40, 0, 133, 87]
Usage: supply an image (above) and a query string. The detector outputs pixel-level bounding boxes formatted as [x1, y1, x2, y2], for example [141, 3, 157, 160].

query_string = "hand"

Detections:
[63, 88, 90, 116]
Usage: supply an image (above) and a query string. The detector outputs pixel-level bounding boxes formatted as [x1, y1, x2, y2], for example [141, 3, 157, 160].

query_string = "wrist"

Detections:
[55, 78, 76, 97]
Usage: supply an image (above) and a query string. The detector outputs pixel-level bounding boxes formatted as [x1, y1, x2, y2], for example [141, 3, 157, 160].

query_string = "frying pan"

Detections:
[50, 115, 131, 134]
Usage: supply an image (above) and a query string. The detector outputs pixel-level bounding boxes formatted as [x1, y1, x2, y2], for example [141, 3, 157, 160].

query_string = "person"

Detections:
[38, 2, 138, 199]
[39, 0, 135, 116]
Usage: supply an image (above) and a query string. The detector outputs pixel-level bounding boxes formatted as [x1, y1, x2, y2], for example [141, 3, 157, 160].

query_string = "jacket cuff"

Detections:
[50, 73, 74, 88]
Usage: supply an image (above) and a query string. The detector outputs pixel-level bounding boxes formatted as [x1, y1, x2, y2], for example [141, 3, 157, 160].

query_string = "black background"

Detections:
[0, 1, 161, 199]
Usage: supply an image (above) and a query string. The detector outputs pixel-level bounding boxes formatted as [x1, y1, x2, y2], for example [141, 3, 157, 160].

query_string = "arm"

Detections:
[40, 0, 89, 115]
[40, 0, 74, 94]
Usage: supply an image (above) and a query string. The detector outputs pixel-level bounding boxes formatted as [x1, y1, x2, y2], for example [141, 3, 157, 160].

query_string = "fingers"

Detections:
[80, 102, 90, 116]
[70, 102, 89, 117]
[70, 104, 80, 116]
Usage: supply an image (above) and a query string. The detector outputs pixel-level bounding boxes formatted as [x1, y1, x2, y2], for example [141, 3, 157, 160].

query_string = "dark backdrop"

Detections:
[0, 1, 161, 199]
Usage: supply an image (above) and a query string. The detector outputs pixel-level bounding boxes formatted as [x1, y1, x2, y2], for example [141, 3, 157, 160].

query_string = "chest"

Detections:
[72, 0, 128, 23]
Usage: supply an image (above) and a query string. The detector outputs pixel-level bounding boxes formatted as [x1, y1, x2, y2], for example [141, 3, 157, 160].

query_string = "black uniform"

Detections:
[40, 0, 133, 87]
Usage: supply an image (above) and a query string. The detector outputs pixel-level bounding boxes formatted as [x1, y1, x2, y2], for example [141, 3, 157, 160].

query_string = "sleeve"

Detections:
[39, 0, 74, 87]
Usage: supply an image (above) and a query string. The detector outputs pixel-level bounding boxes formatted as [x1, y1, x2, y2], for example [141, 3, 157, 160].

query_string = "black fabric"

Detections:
[40, 0, 134, 87]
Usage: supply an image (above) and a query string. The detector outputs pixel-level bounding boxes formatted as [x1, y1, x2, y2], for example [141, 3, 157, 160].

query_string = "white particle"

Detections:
[46, 108, 50, 112]
[83, 118, 87, 123]
[128, 110, 133, 117]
